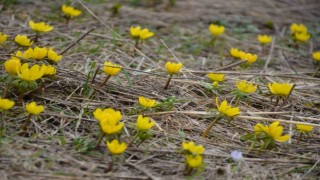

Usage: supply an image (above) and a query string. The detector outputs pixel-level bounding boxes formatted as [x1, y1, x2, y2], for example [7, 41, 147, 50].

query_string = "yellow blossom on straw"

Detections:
[103, 61, 122, 76]
[93, 108, 122, 122]
[254, 121, 290, 142]
[268, 82, 293, 97]
[186, 155, 203, 168]
[16, 48, 34, 59]
[61, 5, 82, 18]
[236, 80, 257, 94]
[138, 96, 157, 108]
[29, 20, 53, 33]
[41, 64, 56, 75]
[130, 26, 141, 38]
[4, 58, 21, 75]
[15, 34, 33, 47]
[165, 62, 182, 75]
[229, 48, 242, 59]
[216, 98, 240, 117]
[47, 47, 62, 62]
[18, 63, 44, 81]
[290, 23, 307, 34]
[296, 124, 313, 133]
[136, 115, 155, 131]
[93, 108, 123, 135]
[294, 32, 310, 42]
[182, 141, 205, 155]
[139, 28, 154, 40]
[0, 97, 15, 111]
[240, 52, 258, 64]
[0, 32, 8, 44]
[257, 34, 272, 44]
[312, 51, 320, 62]
[207, 73, 225, 82]
[208, 24, 225, 36]
[26, 101, 44, 115]
[33, 46, 47, 60]
[106, 139, 127, 155]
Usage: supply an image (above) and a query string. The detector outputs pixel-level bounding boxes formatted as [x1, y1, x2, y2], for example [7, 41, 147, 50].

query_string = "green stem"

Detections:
[94, 130, 105, 150]
[91, 66, 100, 83]
[235, 97, 241, 106]
[202, 116, 220, 138]
[99, 74, 111, 87]
[164, 74, 173, 90]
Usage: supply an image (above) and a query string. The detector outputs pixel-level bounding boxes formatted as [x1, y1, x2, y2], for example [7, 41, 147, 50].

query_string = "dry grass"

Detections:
[1, 0, 320, 179]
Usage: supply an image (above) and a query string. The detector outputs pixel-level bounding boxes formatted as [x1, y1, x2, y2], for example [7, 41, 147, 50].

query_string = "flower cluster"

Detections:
[257, 34, 272, 44]
[182, 141, 205, 175]
[290, 23, 310, 43]
[229, 48, 258, 64]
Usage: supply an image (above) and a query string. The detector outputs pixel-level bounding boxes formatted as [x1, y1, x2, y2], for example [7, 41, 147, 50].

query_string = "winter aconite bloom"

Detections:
[257, 34, 272, 44]
[26, 101, 44, 115]
[136, 115, 155, 131]
[254, 121, 290, 142]
[15, 48, 34, 59]
[139, 28, 154, 40]
[236, 80, 257, 94]
[138, 96, 157, 108]
[207, 73, 225, 82]
[240, 52, 258, 64]
[29, 20, 53, 33]
[93, 108, 124, 135]
[216, 98, 240, 117]
[186, 155, 203, 168]
[47, 48, 62, 62]
[0, 32, 8, 44]
[4, 58, 21, 75]
[130, 26, 141, 38]
[296, 124, 313, 133]
[165, 62, 182, 75]
[106, 139, 127, 155]
[209, 24, 225, 36]
[230, 48, 242, 59]
[0, 97, 15, 111]
[268, 82, 293, 97]
[41, 64, 57, 75]
[61, 5, 82, 18]
[15, 35, 33, 47]
[313, 51, 320, 62]
[130, 26, 154, 40]
[18, 63, 44, 81]
[290, 23, 307, 34]
[103, 61, 122, 76]
[294, 32, 310, 42]
[33, 46, 47, 60]
[182, 141, 205, 155]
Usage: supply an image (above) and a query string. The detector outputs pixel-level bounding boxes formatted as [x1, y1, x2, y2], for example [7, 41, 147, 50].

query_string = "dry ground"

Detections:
[0, 0, 320, 179]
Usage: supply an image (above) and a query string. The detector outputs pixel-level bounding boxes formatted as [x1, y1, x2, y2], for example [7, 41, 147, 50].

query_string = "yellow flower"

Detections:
[103, 61, 122, 76]
[33, 46, 47, 60]
[209, 24, 225, 36]
[139, 28, 154, 40]
[0, 97, 15, 111]
[212, 81, 219, 88]
[93, 108, 122, 122]
[29, 20, 53, 33]
[165, 61, 182, 75]
[15, 34, 33, 47]
[240, 52, 258, 64]
[216, 98, 240, 117]
[254, 121, 290, 142]
[182, 141, 205, 155]
[0, 32, 8, 44]
[106, 139, 127, 155]
[138, 96, 157, 108]
[268, 82, 293, 97]
[236, 80, 257, 94]
[130, 26, 141, 38]
[186, 155, 203, 168]
[296, 124, 313, 133]
[47, 47, 62, 62]
[26, 101, 44, 115]
[41, 64, 57, 75]
[290, 23, 307, 34]
[18, 63, 44, 81]
[136, 115, 155, 131]
[16, 48, 34, 59]
[207, 73, 225, 82]
[257, 34, 272, 44]
[4, 58, 21, 75]
[313, 51, 320, 61]
[230, 48, 242, 59]
[294, 32, 310, 42]
[100, 119, 124, 135]
[61, 5, 82, 18]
